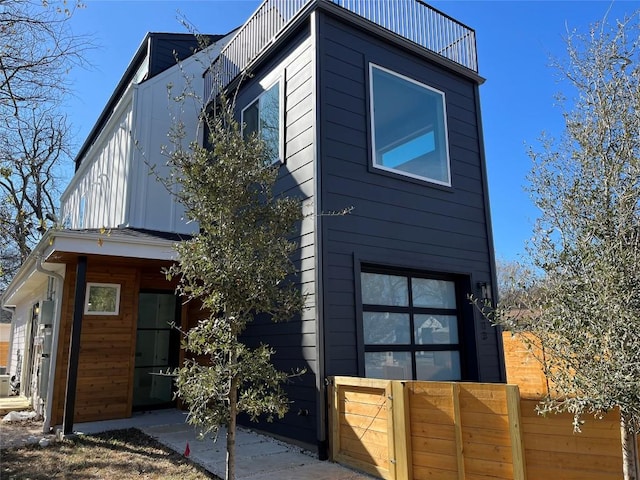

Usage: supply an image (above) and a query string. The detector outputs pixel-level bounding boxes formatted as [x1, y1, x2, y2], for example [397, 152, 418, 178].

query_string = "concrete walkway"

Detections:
[73, 410, 373, 480]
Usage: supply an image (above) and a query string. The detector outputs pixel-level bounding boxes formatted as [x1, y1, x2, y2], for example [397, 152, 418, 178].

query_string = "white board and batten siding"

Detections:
[125, 53, 204, 235]
[61, 95, 134, 231]
[60, 39, 236, 235]
[6, 279, 50, 400]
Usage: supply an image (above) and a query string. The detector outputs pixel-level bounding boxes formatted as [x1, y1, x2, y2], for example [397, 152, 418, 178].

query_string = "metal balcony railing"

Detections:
[204, 0, 477, 101]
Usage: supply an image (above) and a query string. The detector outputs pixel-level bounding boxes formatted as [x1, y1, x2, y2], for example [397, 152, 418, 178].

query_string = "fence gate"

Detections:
[329, 377, 399, 479]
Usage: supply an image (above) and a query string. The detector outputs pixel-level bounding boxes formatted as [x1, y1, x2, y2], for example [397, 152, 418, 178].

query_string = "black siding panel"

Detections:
[149, 34, 224, 78]
[233, 27, 318, 446]
[317, 12, 501, 383]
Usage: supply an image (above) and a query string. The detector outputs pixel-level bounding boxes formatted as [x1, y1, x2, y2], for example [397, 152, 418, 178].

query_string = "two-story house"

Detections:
[1, 0, 503, 458]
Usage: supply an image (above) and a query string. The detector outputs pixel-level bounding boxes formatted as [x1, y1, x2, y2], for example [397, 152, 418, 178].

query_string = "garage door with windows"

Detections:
[360, 267, 471, 381]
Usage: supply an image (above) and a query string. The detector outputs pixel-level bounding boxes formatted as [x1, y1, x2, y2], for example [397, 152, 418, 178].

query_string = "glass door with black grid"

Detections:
[133, 292, 179, 410]
[361, 269, 462, 381]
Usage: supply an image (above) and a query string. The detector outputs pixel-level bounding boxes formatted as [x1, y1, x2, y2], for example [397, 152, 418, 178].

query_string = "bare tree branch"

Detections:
[0, 0, 92, 288]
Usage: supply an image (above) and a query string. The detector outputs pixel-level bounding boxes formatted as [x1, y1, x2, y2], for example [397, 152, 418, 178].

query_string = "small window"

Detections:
[85, 283, 121, 315]
[241, 80, 282, 164]
[360, 268, 462, 381]
[369, 64, 451, 186]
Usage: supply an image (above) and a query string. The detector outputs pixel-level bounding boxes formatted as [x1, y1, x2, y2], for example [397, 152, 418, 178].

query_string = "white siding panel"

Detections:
[127, 56, 203, 234]
[8, 284, 46, 392]
[60, 36, 235, 235]
[61, 98, 133, 229]
[8, 309, 26, 380]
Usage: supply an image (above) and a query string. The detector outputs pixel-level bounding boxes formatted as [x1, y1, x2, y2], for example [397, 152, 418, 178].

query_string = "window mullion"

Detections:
[408, 276, 417, 378]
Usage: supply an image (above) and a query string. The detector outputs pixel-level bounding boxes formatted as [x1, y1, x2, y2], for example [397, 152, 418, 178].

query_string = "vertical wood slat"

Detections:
[451, 383, 465, 480]
[386, 382, 396, 480]
[330, 378, 340, 462]
[506, 384, 527, 480]
[391, 381, 412, 480]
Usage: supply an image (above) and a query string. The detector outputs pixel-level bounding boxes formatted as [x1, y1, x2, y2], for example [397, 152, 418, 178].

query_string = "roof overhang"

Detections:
[1, 229, 180, 307]
[43, 229, 180, 262]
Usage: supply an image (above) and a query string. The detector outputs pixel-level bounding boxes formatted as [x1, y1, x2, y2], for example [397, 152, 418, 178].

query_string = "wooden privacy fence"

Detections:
[329, 376, 638, 480]
[0, 341, 8, 367]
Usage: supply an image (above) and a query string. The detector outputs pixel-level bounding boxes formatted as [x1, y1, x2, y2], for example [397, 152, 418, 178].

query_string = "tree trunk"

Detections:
[226, 376, 238, 480]
[620, 410, 639, 480]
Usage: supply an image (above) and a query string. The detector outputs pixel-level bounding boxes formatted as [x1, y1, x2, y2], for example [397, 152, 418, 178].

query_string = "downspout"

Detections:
[35, 258, 64, 434]
[311, 10, 328, 460]
[1, 304, 15, 318]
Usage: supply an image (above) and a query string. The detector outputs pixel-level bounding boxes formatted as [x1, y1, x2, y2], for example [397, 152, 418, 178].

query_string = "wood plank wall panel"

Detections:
[339, 387, 389, 470]
[408, 382, 458, 480]
[502, 332, 549, 399]
[0, 342, 9, 366]
[330, 378, 633, 480]
[51, 263, 77, 425]
[50, 258, 174, 426]
[459, 384, 514, 480]
[521, 399, 624, 480]
[406, 382, 520, 480]
[331, 378, 393, 479]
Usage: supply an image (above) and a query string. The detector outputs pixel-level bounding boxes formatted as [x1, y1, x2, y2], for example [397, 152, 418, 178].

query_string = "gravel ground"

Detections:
[0, 419, 56, 449]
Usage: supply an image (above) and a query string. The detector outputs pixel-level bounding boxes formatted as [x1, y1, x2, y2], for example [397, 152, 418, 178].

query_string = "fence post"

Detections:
[328, 377, 339, 462]
[506, 385, 527, 480]
[451, 383, 465, 480]
[384, 381, 397, 480]
[391, 381, 412, 480]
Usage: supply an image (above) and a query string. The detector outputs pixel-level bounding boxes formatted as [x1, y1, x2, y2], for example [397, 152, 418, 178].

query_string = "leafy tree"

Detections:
[0, 0, 90, 287]
[490, 11, 640, 479]
[165, 97, 304, 480]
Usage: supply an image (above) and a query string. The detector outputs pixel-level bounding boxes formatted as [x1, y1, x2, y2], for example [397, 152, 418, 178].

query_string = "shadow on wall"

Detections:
[238, 162, 318, 448]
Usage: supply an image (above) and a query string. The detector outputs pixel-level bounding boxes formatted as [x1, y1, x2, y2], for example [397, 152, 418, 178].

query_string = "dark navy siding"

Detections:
[233, 26, 318, 446]
[149, 34, 224, 77]
[317, 12, 502, 382]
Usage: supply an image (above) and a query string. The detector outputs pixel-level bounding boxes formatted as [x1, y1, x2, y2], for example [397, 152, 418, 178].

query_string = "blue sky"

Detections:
[64, 0, 637, 261]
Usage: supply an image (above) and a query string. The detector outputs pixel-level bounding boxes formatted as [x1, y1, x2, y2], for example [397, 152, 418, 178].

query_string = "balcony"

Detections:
[204, 0, 478, 102]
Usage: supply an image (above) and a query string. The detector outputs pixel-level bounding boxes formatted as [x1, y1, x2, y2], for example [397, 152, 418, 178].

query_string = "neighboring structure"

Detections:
[0, 320, 10, 370]
[1, 0, 502, 458]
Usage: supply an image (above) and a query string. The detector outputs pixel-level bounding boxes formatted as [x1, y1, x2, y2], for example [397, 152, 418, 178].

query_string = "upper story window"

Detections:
[241, 79, 282, 164]
[369, 64, 451, 186]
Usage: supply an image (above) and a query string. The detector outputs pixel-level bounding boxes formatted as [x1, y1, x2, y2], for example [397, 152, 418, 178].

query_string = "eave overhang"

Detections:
[1, 229, 182, 307]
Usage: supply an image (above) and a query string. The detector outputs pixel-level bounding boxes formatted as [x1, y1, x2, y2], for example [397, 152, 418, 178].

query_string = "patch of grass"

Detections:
[0, 428, 219, 480]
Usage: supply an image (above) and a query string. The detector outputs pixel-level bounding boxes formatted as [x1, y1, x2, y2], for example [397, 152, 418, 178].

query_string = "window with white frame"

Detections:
[241, 80, 282, 164]
[369, 64, 451, 186]
[84, 283, 121, 315]
[360, 267, 462, 381]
